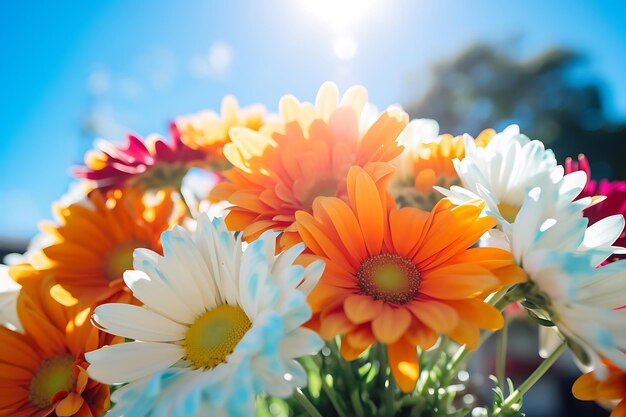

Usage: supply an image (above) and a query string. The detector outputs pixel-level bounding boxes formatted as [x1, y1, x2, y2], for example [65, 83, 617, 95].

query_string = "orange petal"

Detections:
[596, 372, 626, 400]
[420, 264, 500, 300]
[447, 317, 480, 349]
[224, 209, 259, 232]
[319, 305, 355, 340]
[340, 336, 368, 361]
[295, 212, 353, 271]
[308, 282, 352, 313]
[314, 197, 368, 263]
[347, 166, 384, 255]
[405, 300, 459, 333]
[55, 392, 84, 417]
[446, 299, 504, 331]
[405, 323, 438, 350]
[572, 372, 599, 401]
[420, 216, 497, 270]
[412, 201, 485, 265]
[387, 338, 419, 393]
[372, 305, 411, 344]
[345, 324, 376, 350]
[74, 366, 89, 394]
[343, 295, 384, 325]
[388, 207, 429, 258]
[356, 111, 406, 164]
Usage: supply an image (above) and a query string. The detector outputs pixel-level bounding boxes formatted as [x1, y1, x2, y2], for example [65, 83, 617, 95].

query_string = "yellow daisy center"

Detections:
[498, 202, 520, 223]
[356, 253, 421, 305]
[184, 304, 252, 369]
[29, 354, 74, 409]
[104, 240, 145, 281]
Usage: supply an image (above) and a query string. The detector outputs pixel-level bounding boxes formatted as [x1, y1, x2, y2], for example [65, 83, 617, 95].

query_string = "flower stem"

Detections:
[496, 314, 509, 390]
[377, 345, 396, 417]
[329, 339, 365, 417]
[176, 186, 196, 218]
[320, 377, 349, 417]
[443, 286, 524, 387]
[293, 389, 324, 417]
[495, 341, 567, 415]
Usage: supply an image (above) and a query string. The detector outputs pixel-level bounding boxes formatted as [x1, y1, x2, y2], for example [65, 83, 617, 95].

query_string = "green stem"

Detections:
[329, 339, 365, 417]
[496, 341, 567, 415]
[429, 336, 449, 368]
[496, 314, 509, 390]
[320, 378, 349, 417]
[442, 329, 498, 386]
[378, 345, 396, 417]
[293, 389, 324, 417]
[176, 186, 195, 218]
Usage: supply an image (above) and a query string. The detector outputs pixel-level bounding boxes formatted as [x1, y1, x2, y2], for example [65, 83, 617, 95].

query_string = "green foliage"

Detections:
[260, 338, 481, 417]
[488, 376, 525, 417]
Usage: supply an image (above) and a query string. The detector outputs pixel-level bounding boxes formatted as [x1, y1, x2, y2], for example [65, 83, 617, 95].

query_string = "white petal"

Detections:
[538, 326, 564, 358]
[196, 215, 239, 306]
[582, 215, 625, 250]
[157, 226, 206, 316]
[86, 342, 184, 384]
[299, 260, 324, 295]
[124, 270, 196, 325]
[93, 303, 188, 342]
[280, 328, 323, 358]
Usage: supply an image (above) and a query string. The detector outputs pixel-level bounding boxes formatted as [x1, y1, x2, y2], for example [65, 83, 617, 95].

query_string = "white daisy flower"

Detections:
[522, 250, 626, 377]
[438, 124, 562, 228]
[510, 180, 623, 266]
[86, 215, 324, 417]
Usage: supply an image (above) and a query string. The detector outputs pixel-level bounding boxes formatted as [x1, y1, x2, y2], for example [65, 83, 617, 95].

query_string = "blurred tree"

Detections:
[405, 43, 626, 179]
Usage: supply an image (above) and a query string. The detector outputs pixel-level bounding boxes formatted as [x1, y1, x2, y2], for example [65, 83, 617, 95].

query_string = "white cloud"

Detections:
[189, 41, 233, 78]
[87, 69, 111, 95]
[118, 77, 143, 99]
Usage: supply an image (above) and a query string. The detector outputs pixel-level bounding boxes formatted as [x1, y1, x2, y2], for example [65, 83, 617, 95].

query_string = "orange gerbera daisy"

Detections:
[0, 266, 117, 417]
[393, 128, 495, 209]
[295, 164, 525, 392]
[30, 190, 183, 307]
[573, 361, 626, 417]
[210, 82, 408, 247]
[172, 95, 266, 162]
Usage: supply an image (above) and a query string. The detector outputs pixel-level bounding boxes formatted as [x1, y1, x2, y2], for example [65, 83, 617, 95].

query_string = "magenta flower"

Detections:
[75, 124, 206, 192]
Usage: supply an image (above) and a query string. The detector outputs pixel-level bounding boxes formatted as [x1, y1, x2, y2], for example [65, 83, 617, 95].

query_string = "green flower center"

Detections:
[356, 253, 421, 305]
[184, 305, 252, 369]
[29, 354, 74, 409]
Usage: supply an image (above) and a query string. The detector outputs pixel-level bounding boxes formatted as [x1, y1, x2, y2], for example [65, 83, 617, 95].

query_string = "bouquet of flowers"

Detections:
[2, 82, 626, 417]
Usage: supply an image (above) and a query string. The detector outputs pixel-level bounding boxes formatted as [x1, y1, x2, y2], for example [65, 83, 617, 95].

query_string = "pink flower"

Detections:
[75, 124, 206, 192]
[565, 154, 626, 262]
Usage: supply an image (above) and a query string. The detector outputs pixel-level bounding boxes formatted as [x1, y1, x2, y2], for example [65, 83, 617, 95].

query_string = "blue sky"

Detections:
[1, 0, 626, 242]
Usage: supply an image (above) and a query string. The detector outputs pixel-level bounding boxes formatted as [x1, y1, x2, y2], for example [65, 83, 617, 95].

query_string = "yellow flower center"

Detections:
[356, 253, 421, 305]
[497, 202, 521, 223]
[28, 354, 74, 409]
[104, 240, 146, 281]
[184, 304, 252, 369]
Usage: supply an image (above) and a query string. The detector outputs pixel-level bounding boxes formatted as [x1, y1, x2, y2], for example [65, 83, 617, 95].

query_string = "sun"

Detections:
[300, 0, 377, 31]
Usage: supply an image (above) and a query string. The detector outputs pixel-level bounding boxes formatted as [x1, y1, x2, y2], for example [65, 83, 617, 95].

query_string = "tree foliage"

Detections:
[406, 43, 626, 179]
